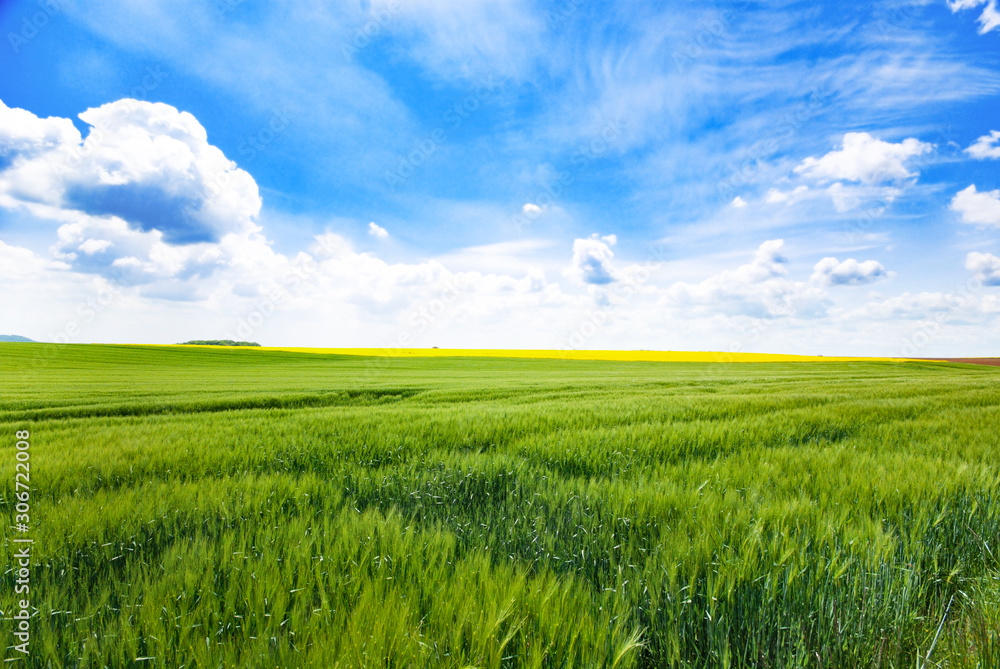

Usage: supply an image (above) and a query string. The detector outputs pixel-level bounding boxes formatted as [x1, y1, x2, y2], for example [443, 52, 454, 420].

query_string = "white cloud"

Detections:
[664, 240, 827, 318]
[730, 196, 747, 208]
[0, 98, 270, 289]
[765, 185, 809, 205]
[950, 185, 1000, 226]
[0, 102, 80, 162]
[966, 251, 1000, 285]
[368, 222, 389, 238]
[567, 234, 618, 285]
[859, 291, 963, 319]
[811, 257, 889, 286]
[78, 239, 115, 255]
[794, 132, 933, 185]
[948, 0, 1000, 34]
[367, 0, 543, 82]
[965, 130, 1000, 159]
[522, 202, 543, 216]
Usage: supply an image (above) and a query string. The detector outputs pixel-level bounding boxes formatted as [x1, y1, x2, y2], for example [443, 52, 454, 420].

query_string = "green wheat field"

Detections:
[1, 343, 998, 668]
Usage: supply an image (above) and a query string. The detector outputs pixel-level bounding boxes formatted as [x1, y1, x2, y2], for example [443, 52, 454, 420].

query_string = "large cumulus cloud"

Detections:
[0, 98, 265, 286]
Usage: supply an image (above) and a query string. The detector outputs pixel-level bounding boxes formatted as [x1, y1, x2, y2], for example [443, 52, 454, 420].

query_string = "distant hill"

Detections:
[0, 335, 35, 342]
[178, 340, 261, 347]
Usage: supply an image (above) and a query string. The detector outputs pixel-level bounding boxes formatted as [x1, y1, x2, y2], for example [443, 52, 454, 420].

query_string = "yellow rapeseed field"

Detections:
[178, 345, 900, 363]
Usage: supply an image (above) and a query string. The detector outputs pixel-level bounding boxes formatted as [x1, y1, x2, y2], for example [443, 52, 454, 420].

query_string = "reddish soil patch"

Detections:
[922, 358, 1000, 367]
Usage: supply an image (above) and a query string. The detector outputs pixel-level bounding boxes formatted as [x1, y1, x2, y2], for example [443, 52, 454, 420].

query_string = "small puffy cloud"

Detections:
[965, 130, 1000, 159]
[730, 196, 747, 208]
[966, 251, 1000, 286]
[78, 238, 114, 255]
[522, 202, 543, 216]
[950, 185, 1000, 226]
[765, 185, 808, 205]
[368, 221, 389, 238]
[748, 239, 789, 279]
[794, 132, 932, 185]
[567, 233, 617, 285]
[948, 0, 1000, 34]
[811, 257, 888, 286]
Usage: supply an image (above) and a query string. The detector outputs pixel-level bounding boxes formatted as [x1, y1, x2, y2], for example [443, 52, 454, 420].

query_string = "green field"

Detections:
[1, 344, 998, 668]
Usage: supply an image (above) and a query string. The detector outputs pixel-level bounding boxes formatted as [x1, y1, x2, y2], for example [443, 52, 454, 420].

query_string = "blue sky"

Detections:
[1, 0, 999, 355]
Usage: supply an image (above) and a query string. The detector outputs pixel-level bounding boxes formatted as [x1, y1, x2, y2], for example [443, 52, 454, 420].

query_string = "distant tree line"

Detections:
[177, 340, 261, 347]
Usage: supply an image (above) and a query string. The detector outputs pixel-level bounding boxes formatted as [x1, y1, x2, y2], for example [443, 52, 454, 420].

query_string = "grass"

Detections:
[0, 343, 998, 668]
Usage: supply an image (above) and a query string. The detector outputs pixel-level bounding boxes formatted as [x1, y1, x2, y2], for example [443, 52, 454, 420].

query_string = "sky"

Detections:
[0, 0, 999, 356]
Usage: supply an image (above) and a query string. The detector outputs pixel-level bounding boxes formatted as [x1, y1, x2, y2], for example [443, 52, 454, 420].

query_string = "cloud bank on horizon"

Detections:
[0, 0, 999, 356]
